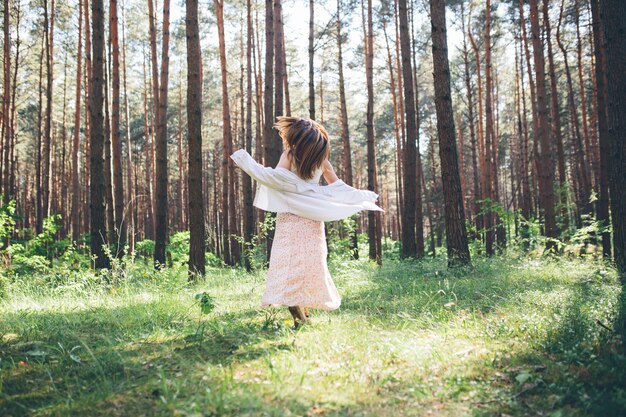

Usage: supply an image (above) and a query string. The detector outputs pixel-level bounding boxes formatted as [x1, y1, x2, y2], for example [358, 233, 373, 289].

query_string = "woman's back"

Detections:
[290, 162, 323, 184]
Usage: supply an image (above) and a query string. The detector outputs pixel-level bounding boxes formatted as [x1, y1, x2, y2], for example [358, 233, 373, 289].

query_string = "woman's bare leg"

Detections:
[288, 306, 307, 328]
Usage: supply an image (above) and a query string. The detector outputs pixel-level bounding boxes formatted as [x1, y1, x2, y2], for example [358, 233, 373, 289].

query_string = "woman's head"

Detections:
[274, 116, 330, 180]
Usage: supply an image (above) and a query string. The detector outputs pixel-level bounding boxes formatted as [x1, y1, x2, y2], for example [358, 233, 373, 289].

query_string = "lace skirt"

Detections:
[262, 212, 341, 310]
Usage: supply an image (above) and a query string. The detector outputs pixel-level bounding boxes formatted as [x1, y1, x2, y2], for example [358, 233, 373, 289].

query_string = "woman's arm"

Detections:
[322, 159, 339, 184]
[277, 150, 291, 169]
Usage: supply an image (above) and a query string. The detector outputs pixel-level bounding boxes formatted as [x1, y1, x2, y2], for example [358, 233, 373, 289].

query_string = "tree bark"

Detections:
[242, 0, 255, 270]
[530, 0, 558, 251]
[601, 0, 626, 279]
[110, 0, 125, 256]
[461, 4, 481, 239]
[186, 0, 205, 277]
[104, 49, 114, 244]
[483, 0, 496, 255]
[121, 2, 135, 251]
[543, 0, 568, 234]
[2, 0, 10, 203]
[154, 0, 171, 267]
[430, 0, 471, 266]
[363, 0, 381, 263]
[398, 0, 417, 258]
[309, 0, 315, 119]
[591, 0, 611, 258]
[90, 0, 110, 268]
[557, 0, 592, 220]
[43, 0, 55, 220]
[215, 0, 239, 265]
[71, 0, 84, 244]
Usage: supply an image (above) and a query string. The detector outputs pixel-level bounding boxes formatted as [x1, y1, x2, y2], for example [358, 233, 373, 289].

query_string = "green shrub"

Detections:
[168, 231, 190, 265]
[135, 239, 155, 259]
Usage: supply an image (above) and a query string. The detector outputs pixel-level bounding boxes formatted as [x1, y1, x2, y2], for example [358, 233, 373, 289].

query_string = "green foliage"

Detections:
[168, 231, 190, 266]
[567, 214, 609, 257]
[29, 214, 67, 260]
[195, 291, 216, 315]
[239, 215, 276, 271]
[0, 199, 16, 241]
[326, 217, 360, 261]
[0, 256, 624, 416]
[6, 243, 49, 275]
[0, 269, 7, 299]
[135, 239, 155, 258]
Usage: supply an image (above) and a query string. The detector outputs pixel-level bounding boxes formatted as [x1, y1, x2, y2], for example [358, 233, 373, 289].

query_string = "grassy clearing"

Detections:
[1, 256, 625, 416]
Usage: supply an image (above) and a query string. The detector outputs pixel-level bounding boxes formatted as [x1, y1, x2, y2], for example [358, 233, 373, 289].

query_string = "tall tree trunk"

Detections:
[398, 0, 417, 258]
[363, 0, 381, 263]
[543, 0, 568, 234]
[468, 11, 490, 252]
[409, 0, 424, 258]
[2, 0, 10, 203]
[104, 46, 115, 244]
[308, 0, 315, 119]
[601, 0, 626, 279]
[71, 0, 84, 244]
[519, 0, 538, 222]
[90, 0, 110, 269]
[337, 0, 357, 259]
[263, 0, 276, 258]
[141, 53, 154, 239]
[110, 0, 125, 256]
[154, 0, 171, 267]
[83, 0, 92, 237]
[461, 4, 481, 238]
[147, 0, 159, 242]
[429, 0, 471, 266]
[557, 0, 592, 220]
[590, 0, 611, 258]
[483, 0, 496, 255]
[382, 20, 403, 237]
[601, 4, 626, 352]
[242, 0, 254, 270]
[215, 0, 236, 265]
[575, 0, 594, 190]
[8, 0, 20, 203]
[36, 33, 44, 234]
[281, 26, 291, 117]
[530, 0, 558, 251]
[177, 81, 184, 231]
[186, 0, 205, 277]
[43, 0, 55, 219]
[121, 2, 135, 252]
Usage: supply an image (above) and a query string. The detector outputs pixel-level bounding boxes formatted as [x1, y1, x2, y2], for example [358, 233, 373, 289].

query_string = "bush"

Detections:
[7, 243, 49, 275]
[168, 231, 190, 266]
[135, 239, 155, 259]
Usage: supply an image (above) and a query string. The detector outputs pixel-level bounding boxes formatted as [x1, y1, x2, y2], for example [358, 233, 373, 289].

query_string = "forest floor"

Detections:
[1, 255, 625, 416]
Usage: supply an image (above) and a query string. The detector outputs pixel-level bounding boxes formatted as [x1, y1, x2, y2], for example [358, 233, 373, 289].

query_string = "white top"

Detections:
[290, 162, 323, 184]
[230, 149, 383, 222]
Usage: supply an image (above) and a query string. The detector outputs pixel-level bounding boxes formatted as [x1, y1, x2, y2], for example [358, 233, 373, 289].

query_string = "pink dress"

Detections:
[261, 166, 341, 310]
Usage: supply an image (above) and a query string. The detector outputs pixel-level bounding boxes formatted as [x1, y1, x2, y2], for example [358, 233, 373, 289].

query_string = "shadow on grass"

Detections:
[0, 300, 291, 416]
[452, 278, 626, 417]
[339, 257, 568, 324]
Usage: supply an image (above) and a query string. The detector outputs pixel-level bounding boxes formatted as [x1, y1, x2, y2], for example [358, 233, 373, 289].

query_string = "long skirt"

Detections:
[262, 212, 341, 310]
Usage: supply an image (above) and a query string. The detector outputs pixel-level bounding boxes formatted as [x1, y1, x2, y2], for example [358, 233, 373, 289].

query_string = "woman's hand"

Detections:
[322, 159, 339, 184]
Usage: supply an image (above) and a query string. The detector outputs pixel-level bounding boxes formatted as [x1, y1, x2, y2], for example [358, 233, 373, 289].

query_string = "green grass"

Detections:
[1, 256, 625, 416]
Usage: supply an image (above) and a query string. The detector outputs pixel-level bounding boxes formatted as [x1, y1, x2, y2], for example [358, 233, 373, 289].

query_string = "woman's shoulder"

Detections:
[277, 150, 292, 170]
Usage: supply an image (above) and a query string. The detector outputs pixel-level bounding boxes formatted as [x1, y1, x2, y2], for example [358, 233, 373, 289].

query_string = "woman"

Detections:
[231, 116, 382, 328]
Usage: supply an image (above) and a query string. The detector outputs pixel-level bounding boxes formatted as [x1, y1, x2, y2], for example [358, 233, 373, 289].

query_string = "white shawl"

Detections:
[230, 149, 383, 222]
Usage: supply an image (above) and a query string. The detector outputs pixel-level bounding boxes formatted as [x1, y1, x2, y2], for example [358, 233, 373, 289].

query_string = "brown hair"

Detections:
[274, 116, 330, 180]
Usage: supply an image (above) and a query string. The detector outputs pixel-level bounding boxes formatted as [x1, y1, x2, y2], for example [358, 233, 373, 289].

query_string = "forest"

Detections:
[1, 0, 626, 415]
